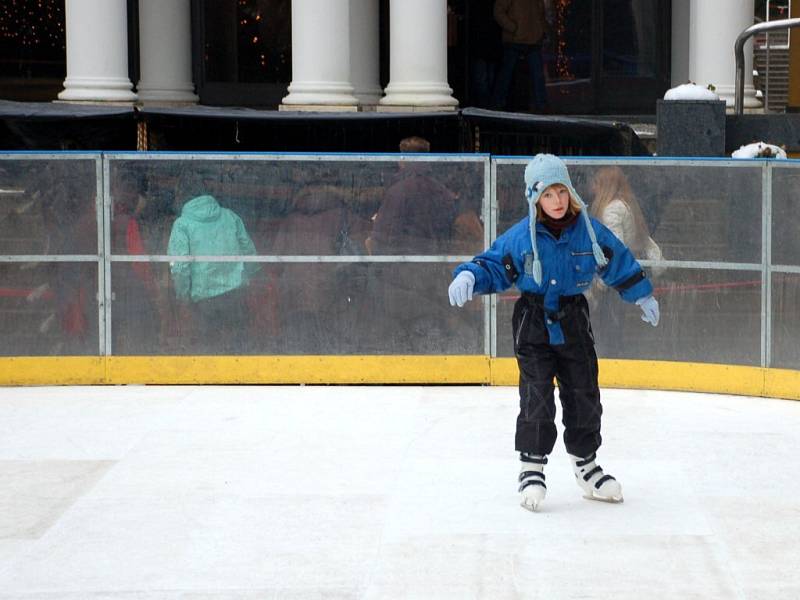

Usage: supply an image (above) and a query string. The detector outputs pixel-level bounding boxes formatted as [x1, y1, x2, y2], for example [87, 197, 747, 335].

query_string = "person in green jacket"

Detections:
[167, 170, 258, 353]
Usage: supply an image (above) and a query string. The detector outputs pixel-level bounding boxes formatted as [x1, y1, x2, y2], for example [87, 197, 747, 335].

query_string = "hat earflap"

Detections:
[528, 198, 543, 284]
[525, 180, 543, 284]
[570, 187, 608, 269]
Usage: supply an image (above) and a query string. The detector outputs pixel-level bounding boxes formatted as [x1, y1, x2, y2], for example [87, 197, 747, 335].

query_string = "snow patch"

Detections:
[731, 142, 787, 159]
[664, 83, 720, 101]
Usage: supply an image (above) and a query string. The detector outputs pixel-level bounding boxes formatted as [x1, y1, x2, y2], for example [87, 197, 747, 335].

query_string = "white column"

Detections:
[671, 0, 690, 85]
[689, 0, 761, 110]
[379, 0, 458, 111]
[281, 0, 358, 111]
[58, 0, 137, 103]
[137, 0, 198, 104]
[350, 0, 382, 108]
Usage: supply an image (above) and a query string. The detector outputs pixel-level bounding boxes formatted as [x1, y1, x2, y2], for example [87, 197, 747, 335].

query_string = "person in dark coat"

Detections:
[366, 137, 458, 352]
[468, 0, 504, 108]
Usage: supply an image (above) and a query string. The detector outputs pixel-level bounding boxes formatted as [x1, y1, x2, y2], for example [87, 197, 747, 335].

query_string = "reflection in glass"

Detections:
[496, 162, 762, 264]
[107, 157, 488, 355]
[0, 262, 98, 356]
[0, 160, 97, 255]
[771, 273, 800, 370]
[497, 268, 761, 366]
[771, 167, 800, 267]
[111, 262, 483, 356]
[109, 158, 486, 259]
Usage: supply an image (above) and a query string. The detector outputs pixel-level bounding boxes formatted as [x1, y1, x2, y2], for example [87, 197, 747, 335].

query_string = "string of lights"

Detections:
[0, 0, 65, 49]
[554, 0, 574, 85]
[237, 0, 269, 71]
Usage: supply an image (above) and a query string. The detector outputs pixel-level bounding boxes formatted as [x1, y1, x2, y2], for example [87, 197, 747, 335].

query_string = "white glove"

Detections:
[636, 295, 660, 327]
[448, 271, 475, 307]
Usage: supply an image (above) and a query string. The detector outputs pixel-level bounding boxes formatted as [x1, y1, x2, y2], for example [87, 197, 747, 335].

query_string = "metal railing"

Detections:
[735, 17, 800, 114]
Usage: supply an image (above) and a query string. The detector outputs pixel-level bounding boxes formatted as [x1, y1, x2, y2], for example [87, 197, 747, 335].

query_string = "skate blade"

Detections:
[520, 499, 540, 512]
[583, 491, 623, 504]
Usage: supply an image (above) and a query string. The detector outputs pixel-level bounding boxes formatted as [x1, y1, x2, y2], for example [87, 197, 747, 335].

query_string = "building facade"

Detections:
[1, 0, 764, 113]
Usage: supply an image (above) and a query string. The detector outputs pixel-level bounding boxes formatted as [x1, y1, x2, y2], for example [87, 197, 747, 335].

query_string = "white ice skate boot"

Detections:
[570, 453, 623, 503]
[519, 453, 547, 512]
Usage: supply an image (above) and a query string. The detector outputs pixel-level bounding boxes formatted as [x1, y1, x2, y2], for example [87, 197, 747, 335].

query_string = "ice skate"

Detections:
[518, 453, 547, 511]
[570, 453, 623, 503]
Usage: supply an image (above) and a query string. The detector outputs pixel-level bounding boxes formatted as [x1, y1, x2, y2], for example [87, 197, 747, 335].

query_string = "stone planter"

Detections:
[656, 99, 726, 157]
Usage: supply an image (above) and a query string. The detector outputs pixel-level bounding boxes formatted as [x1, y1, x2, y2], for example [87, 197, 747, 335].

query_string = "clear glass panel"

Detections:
[108, 158, 486, 258]
[602, 0, 658, 77]
[771, 166, 800, 267]
[771, 272, 800, 370]
[497, 267, 761, 366]
[0, 159, 98, 255]
[495, 162, 762, 264]
[0, 261, 98, 356]
[111, 262, 483, 356]
[112, 261, 273, 356]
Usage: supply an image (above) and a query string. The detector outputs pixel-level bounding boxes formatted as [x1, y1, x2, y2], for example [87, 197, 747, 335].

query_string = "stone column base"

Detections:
[377, 104, 458, 113]
[136, 100, 200, 108]
[279, 104, 359, 112]
[136, 88, 198, 105]
[53, 99, 136, 107]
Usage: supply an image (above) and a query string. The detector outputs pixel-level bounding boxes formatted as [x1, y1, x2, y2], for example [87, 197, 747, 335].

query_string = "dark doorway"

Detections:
[451, 0, 671, 114]
[192, 0, 292, 107]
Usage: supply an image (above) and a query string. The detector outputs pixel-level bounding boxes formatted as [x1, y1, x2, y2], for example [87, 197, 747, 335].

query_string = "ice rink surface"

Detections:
[1, 384, 799, 600]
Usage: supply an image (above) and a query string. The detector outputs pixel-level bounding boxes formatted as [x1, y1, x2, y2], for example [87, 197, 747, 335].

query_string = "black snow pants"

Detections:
[512, 292, 602, 458]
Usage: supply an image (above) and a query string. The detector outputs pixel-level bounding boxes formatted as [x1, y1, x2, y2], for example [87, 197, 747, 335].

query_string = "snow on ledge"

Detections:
[731, 142, 787, 159]
[664, 83, 720, 101]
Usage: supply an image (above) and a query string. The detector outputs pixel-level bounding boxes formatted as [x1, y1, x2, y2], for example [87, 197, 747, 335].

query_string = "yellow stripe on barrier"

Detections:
[104, 355, 490, 385]
[0, 356, 796, 401]
[596, 359, 768, 398]
[490, 358, 780, 397]
[764, 367, 800, 400]
[0, 357, 106, 385]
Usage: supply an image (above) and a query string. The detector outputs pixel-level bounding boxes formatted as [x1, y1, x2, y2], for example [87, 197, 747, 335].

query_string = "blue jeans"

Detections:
[492, 43, 548, 111]
[471, 58, 497, 108]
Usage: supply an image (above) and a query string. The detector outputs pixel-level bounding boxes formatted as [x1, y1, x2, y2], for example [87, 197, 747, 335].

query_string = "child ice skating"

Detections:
[448, 154, 660, 512]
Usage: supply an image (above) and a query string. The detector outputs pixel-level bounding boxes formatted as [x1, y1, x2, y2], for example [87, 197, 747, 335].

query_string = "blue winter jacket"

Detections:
[453, 214, 653, 345]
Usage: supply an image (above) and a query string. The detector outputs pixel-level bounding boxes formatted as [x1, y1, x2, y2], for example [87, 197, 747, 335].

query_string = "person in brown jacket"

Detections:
[365, 136, 459, 352]
[366, 138, 456, 257]
[491, 0, 550, 112]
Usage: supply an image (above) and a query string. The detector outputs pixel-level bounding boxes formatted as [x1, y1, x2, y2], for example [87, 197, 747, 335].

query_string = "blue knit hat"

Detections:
[523, 154, 608, 284]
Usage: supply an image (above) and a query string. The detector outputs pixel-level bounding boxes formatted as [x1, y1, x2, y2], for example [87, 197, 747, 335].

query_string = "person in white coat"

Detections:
[589, 166, 663, 268]
[586, 165, 665, 347]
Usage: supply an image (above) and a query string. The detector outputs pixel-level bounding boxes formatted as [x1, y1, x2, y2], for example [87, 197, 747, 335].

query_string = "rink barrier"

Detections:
[2, 153, 800, 398]
[1, 357, 798, 401]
